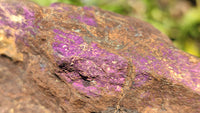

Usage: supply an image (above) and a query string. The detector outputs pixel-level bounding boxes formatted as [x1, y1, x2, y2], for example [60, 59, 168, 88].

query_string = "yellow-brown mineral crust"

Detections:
[0, 0, 199, 113]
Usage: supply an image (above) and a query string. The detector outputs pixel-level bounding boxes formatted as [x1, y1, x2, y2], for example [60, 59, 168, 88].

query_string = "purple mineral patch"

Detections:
[133, 73, 152, 87]
[71, 14, 97, 27]
[126, 43, 200, 94]
[0, 3, 36, 41]
[53, 29, 128, 96]
[83, 6, 93, 11]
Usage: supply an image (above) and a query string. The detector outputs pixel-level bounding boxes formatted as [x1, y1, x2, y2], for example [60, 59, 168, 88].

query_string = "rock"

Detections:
[0, 0, 199, 113]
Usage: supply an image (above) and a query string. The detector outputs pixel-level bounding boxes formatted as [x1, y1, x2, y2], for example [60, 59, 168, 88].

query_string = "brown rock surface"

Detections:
[0, 0, 200, 113]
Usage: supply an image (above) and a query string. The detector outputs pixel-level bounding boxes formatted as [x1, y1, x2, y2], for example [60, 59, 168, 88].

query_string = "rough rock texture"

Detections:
[0, 0, 200, 113]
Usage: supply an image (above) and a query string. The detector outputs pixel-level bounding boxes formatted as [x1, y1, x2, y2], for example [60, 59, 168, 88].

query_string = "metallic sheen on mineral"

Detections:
[0, 0, 199, 113]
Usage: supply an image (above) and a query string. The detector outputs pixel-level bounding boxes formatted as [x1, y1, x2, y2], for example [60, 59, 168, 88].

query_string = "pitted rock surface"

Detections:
[0, 0, 200, 113]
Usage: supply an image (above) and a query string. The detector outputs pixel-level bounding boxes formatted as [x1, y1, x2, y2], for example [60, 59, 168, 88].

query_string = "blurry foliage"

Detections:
[141, 0, 200, 57]
[32, 0, 200, 57]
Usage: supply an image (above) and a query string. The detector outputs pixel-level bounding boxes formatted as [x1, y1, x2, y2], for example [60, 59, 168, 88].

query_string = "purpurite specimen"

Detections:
[0, 0, 199, 113]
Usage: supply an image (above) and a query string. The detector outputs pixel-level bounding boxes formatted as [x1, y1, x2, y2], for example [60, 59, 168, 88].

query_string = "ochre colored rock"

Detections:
[0, 0, 199, 113]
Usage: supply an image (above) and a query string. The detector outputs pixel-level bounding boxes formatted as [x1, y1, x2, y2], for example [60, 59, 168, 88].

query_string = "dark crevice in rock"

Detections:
[58, 62, 74, 72]
[0, 54, 13, 61]
[53, 73, 62, 81]
[79, 72, 91, 82]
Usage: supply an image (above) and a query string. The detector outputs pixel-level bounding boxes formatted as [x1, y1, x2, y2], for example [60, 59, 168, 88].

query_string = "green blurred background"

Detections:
[32, 0, 200, 57]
